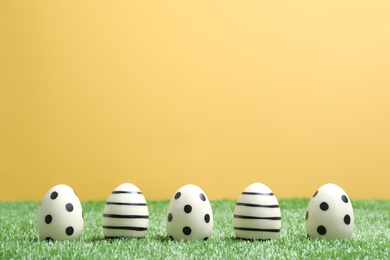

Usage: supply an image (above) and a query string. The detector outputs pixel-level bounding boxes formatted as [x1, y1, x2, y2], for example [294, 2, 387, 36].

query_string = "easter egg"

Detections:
[233, 182, 281, 240]
[102, 183, 149, 238]
[37, 184, 84, 241]
[306, 183, 354, 240]
[166, 184, 213, 241]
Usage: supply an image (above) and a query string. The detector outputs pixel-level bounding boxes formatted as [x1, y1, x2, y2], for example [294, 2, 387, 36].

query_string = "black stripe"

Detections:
[112, 191, 142, 194]
[236, 202, 279, 208]
[103, 214, 149, 219]
[242, 192, 274, 196]
[102, 226, 148, 231]
[106, 202, 147, 206]
[234, 214, 281, 220]
[234, 227, 280, 232]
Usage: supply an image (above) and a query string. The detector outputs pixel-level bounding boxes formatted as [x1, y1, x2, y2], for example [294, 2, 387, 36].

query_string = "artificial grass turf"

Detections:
[0, 199, 389, 259]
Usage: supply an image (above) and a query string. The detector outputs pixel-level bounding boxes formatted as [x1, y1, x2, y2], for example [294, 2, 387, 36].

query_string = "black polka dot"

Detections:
[66, 226, 74, 236]
[50, 192, 58, 200]
[341, 195, 349, 203]
[45, 237, 54, 241]
[45, 215, 52, 224]
[317, 225, 326, 235]
[65, 203, 74, 212]
[183, 226, 191, 235]
[320, 202, 329, 211]
[204, 237, 209, 241]
[204, 214, 210, 223]
[306, 211, 308, 220]
[174, 192, 181, 199]
[184, 205, 192, 213]
[199, 193, 206, 201]
[313, 190, 318, 197]
[344, 214, 351, 225]
[169, 236, 174, 241]
[167, 213, 173, 222]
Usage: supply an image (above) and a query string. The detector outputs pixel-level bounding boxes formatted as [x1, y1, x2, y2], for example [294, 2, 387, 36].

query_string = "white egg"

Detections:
[102, 183, 149, 238]
[166, 184, 213, 241]
[233, 182, 281, 240]
[37, 184, 84, 241]
[306, 183, 354, 240]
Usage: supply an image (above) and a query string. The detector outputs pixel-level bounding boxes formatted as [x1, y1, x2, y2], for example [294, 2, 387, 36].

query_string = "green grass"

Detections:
[0, 199, 389, 259]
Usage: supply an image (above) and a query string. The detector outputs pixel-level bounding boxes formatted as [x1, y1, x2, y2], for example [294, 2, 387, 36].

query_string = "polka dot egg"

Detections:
[102, 183, 149, 238]
[166, 184, 213, 241]
[233, 182, 281, 240]
[306, 183, 354, 240]
[37, 184, 84, 241]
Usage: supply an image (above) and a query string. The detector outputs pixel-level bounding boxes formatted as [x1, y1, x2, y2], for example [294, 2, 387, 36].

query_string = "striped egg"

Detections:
[102, 183, 149, 239]
[233, 182, 281, 240]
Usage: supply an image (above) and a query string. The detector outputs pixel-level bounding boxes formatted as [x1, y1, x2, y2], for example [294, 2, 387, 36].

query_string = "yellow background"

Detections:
[1, 1, 390, 201]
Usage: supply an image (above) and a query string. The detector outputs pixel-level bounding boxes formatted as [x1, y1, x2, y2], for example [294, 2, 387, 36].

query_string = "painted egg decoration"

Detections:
[102, 183, 149, 239]
[166, 184, 213, 241]
[37, 184, 84, 241]
[306, 183, 354, 240]
[233, 182, 281, 240]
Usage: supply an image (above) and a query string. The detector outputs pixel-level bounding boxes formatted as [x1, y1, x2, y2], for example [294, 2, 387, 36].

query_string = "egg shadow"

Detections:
[156, 235, 171, 242]
[87, 236, 106, 243]
[223, 236, 276, 243]
[21, 237, 40, 243]
[91, 236, 150, 244]
[156, 235, 216, 243]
